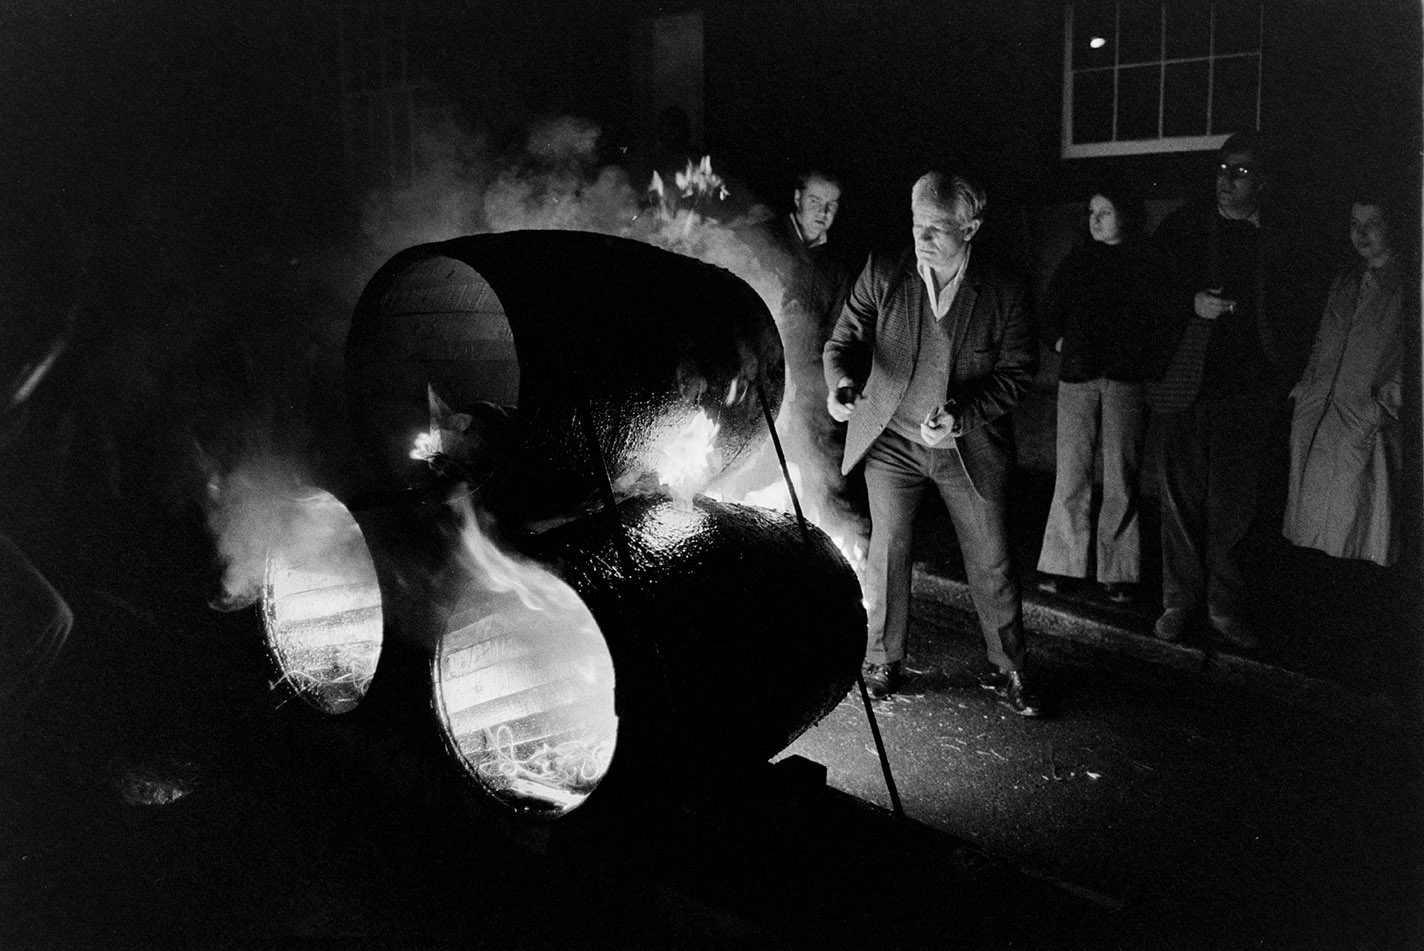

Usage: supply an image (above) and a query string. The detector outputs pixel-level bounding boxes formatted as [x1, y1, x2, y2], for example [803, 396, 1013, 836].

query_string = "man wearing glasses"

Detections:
[1148, 131, 1285, 651]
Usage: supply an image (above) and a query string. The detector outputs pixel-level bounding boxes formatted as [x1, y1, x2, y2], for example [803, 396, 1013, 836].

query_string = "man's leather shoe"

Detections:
[979, 668, 1044, 717]
[1209, 615, 1260, 651]
[1003, 670, 1044, 717]
[1154, 608, 1191, 642]
[862, 662, 899, 700]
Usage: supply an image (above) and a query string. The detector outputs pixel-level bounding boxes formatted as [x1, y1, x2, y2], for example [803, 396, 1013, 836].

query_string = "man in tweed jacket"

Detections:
[823, 169, 1042, 714]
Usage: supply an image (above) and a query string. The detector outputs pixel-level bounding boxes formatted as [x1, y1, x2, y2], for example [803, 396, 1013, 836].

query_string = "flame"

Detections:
[727, 463, 868, 582]
[452, 495, 586, 613]
[258, 490, 384, 714]
[673, 156, 729, 201]
[647, 155, 731, 245]
[410, 429, 441, 461]
[724, 374, 749, 407]
[436, 495, 618, 815]
[654, 409, 721, 499]
[648, 155, 728, 208]
[829, 533, 869, 581]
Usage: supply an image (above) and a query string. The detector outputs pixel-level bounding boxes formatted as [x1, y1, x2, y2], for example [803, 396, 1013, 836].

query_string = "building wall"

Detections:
[678, 0, 1420, 478]
[407, 0, 1418, 492]
[701, 0, 1059, 261]
[691, 0, 1418, 258]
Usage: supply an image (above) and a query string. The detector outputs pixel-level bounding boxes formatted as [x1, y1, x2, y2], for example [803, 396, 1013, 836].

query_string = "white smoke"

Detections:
[348, 109, 858, 540]
[358, 107, 491, 258]
[483, 115, 643, 235]
[207, 109, 863, 620]
[204, 452, 364, 611]
[350, 108, 789, 321]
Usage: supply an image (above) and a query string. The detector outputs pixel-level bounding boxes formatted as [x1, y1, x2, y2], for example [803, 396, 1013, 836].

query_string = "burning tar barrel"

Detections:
[258, 231, 862, 827]
[327, 488, 865, 821]
[344, 230, 785, 528]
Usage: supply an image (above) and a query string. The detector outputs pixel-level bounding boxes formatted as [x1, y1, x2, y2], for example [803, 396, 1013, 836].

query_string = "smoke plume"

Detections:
[208, 106, 863, 619]
[204, 452, 366, 611]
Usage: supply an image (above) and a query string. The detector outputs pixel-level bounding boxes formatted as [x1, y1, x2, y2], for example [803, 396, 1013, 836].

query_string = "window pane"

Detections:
[1164, 0, 1211, 59]
[1073, 0, 1117, 68]
[1211, 54, 1258, 134]
[1163, 59, 1208, 136]
[1213, 0, 1261, 55]
[1118, 0, 1162, 65]
[1073, 69, 1115, 143]
[1117, 65, 1160, 140]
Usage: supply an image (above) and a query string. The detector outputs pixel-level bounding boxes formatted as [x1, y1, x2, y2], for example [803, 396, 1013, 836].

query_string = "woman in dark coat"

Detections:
[1036, 186, 1164, 601]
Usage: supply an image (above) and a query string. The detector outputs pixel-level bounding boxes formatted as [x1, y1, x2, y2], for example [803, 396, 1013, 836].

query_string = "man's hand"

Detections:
[1194, 287, 1237, 320]
[827, 377, 858, 422]
[920, 404, 955, 447]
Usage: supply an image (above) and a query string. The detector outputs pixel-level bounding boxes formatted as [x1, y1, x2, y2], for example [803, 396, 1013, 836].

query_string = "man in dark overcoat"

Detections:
[1148, 132, 1284, 650]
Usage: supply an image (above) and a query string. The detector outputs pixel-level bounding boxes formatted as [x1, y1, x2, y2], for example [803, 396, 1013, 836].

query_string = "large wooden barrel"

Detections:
[283, 487, 864, 821]
[345, 230, 785, 529]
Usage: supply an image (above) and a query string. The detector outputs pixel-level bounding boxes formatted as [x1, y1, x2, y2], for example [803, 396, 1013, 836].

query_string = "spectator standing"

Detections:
[1148, 132, 1286, 650]
[1283, 194, 1412, 566]
[752, 171, 858, 519]
[1036, 186, 1161, 602]
[765, 170, 853, 349]
[823, 169, 1042, 714]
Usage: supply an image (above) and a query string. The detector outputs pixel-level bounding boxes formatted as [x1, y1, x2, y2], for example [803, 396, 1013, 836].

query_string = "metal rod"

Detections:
[754, 381, 811, 548]
[856, 670, 904, 820]
[573, 390, 674, 718]
[755, 381, 903, 821]
[574, 394, 635, 578]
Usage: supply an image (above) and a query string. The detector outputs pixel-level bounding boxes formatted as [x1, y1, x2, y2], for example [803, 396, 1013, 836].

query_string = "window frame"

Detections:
[1061, 1, 1263, 159]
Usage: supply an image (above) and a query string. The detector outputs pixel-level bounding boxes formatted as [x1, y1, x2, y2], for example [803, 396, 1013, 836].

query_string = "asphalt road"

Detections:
[779, 598, 1424, 951]
[3, 501, 1420, 950]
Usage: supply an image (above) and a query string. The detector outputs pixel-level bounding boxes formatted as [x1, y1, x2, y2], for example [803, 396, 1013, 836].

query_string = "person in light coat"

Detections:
[1283, 193, 1411, 566]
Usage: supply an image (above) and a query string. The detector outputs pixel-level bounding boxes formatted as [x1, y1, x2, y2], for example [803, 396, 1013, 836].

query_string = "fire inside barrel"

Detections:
[259, 491, 383, 714]
[432, 497, 618, 816]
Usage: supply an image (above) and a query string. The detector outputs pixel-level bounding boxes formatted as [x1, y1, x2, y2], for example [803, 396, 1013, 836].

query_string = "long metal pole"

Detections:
[755, 382, 903, 820]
